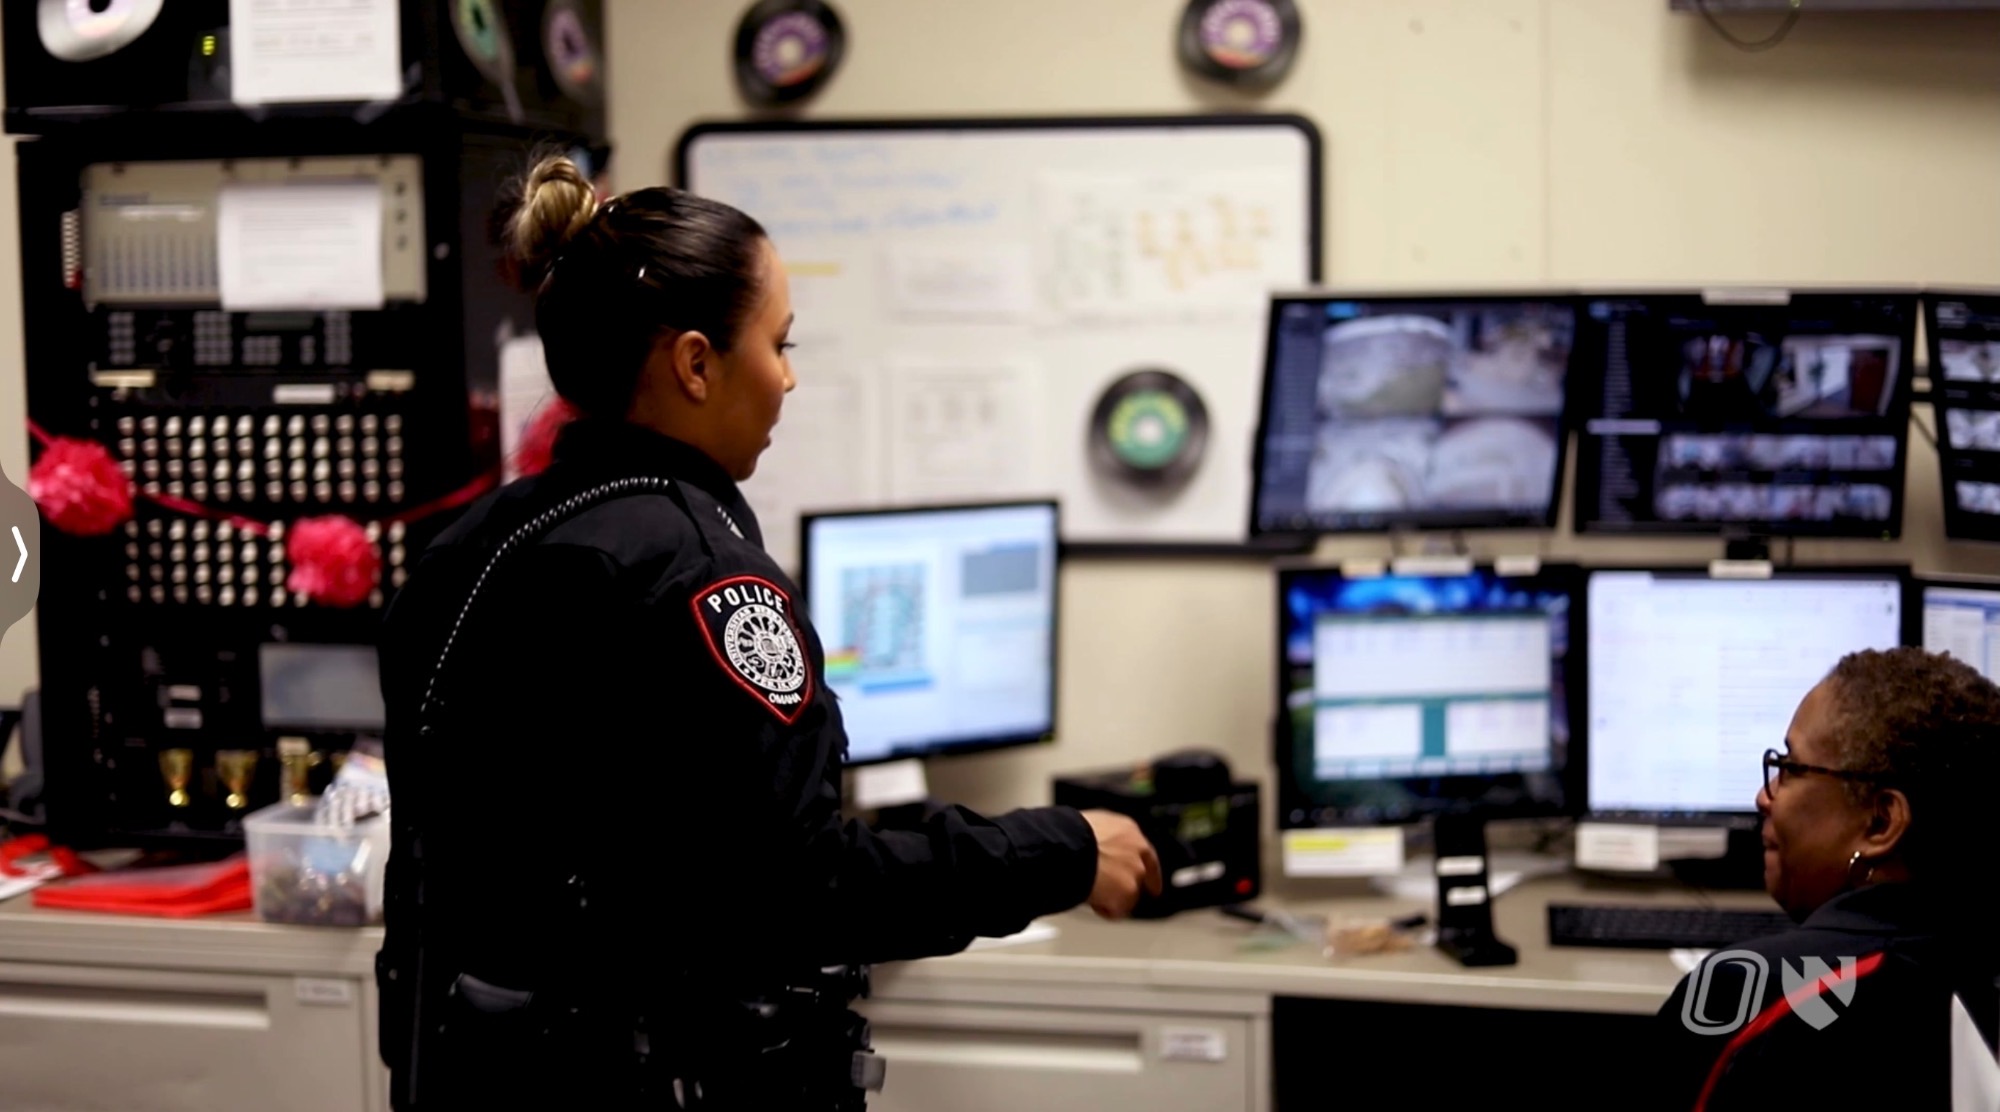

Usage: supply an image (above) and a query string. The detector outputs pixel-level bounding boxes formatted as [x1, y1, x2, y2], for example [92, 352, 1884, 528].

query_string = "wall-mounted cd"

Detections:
[1090, 370, 1210, 487]
[453, 0, 516, 85]
[734, 0, 846, 106]
[1177, 0, 1301, 89]
[543, 0, 603, 104]
[37, 0, 164, 63]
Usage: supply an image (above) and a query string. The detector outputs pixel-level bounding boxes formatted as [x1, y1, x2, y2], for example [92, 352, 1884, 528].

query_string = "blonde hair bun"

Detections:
[508, 154, 601, 292]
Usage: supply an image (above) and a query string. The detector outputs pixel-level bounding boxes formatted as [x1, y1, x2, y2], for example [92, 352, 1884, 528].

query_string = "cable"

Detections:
[1692, 0, 1803, 53]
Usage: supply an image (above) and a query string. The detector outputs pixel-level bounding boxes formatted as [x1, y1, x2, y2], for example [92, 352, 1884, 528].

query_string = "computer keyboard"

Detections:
[1546, 903, 1794, 951]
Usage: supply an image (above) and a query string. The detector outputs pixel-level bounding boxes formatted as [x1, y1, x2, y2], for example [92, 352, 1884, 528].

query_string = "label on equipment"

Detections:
[273, 383, 338, 405]
[294, 978, 355, 1007]
[1160, 1027, 1227, 1063]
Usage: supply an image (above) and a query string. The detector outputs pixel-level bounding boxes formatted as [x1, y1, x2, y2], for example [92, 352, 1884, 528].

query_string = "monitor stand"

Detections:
[1667, 826, 1768, 890]
[1431, 813, 1518, 968]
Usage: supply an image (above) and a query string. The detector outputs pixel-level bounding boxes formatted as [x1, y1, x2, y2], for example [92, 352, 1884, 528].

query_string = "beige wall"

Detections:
[606, 0, 2000, 817]
[2, 2, 1998, 809]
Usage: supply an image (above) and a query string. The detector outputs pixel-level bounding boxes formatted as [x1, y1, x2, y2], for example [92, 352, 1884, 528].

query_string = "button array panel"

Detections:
[120, 515, 408, 609]
[106, 310, 355, 369]
[112, 411, 407, 507]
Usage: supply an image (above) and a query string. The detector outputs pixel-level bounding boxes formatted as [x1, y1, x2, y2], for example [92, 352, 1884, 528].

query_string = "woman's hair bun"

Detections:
[507, 153, 601, 293]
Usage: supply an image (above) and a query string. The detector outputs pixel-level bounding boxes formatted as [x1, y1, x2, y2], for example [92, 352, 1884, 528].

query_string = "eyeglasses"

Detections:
[1761, 748, 1895, 795]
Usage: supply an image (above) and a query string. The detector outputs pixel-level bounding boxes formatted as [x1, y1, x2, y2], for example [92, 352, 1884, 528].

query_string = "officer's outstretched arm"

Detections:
[681, 569, 1099, 966]
[801, 793, 1099, 965]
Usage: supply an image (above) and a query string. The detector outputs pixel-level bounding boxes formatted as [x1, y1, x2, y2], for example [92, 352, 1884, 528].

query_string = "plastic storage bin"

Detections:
[243, 801, 388, 927]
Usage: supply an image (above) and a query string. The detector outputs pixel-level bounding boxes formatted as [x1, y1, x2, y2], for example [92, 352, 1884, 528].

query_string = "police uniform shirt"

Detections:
[378, 417, 1098, 1010]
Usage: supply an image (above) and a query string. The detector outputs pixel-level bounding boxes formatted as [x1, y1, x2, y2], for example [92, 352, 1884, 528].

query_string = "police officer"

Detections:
[375, 156, 1164, 1110]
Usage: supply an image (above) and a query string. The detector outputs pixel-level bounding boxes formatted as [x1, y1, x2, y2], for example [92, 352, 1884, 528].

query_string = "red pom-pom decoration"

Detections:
[515, 397, 579, 478]
[29, 436, 134, 536]
[285, 516, 381, 607]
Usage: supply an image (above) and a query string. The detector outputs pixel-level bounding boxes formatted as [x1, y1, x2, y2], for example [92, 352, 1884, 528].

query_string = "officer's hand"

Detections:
[1079, 810, 1163, 920]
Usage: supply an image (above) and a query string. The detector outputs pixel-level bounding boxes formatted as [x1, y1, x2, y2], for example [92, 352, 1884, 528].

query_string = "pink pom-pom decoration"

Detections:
[284, 516, 381, 607]
[515, 397, 579, 478]
[29, 436, 134, 536]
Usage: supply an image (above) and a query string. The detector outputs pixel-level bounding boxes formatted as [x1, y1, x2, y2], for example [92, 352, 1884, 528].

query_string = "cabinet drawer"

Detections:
[859, 999, 1254, 1112]
[0, 961, 368, 1112]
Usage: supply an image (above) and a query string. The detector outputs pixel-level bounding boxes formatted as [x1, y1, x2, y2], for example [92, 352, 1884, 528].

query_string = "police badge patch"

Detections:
[692, 575, 813, 723]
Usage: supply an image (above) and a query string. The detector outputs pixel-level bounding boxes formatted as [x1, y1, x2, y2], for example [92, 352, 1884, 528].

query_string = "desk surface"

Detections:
[0, 869, 1779, 1016]
[872, 872, 1777, 1016]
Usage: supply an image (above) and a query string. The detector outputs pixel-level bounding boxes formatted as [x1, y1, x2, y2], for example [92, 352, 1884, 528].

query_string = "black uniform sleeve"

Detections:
[801, 797, 1099, 966]
[670, 563, 1099, 969]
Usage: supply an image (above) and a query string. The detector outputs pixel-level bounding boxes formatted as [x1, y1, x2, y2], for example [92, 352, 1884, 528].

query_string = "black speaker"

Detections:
[3, 0, 605, 138]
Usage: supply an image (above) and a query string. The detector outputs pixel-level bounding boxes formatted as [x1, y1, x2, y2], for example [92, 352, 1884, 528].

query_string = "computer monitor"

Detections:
[1573, 291, 1918, 538]
[800, 501, 1059, 766]
[1925, 292, 2000, 542]
[1274, 563, 1579, 832]
[1584, 568, 1908, 822]
[1920, 576, 2000, 682]
[1250, 294, 1578, 536]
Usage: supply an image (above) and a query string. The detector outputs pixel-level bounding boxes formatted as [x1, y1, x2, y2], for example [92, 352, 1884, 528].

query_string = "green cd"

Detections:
[1108, 390, 1191, 470]
[1090, 369, 1209, 486]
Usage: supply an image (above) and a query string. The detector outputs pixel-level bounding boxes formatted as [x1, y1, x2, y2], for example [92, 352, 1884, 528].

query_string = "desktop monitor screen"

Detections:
[259, 643, 386, 731]
[1573, 292, 1917, 538]
[1251, 295, 1577, 535]
[1926, 293, 2000, 542]
[1922, 579, 2000, 683]
[1274, 564, 1578, 829]
[1585, 569, 1907, 820]
[802, 501, 1059, 766]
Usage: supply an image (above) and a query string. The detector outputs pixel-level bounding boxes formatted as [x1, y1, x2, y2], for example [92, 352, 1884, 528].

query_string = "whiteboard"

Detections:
[677, 116, 1322, 566]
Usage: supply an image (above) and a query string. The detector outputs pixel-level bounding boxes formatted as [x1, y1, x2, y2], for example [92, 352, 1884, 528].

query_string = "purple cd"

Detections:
[1200, 0, 1283, 69]
[736, 0, 846, 105]
[753, 11, 831, 87]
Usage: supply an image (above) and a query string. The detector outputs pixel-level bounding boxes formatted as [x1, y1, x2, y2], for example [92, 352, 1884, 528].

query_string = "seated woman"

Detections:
[1654, 647, 2000, 1111]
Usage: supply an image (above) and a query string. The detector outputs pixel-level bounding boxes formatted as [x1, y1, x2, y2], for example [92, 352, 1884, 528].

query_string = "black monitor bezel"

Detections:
[1923, 290, 2000, 544]
[799, 498, 1062, 768]
[1271, 559, 1587, 831]
[1578, 562, 1916, 828]
[1248, 290, 1582, 540]
[1570, 289, 1920, 541]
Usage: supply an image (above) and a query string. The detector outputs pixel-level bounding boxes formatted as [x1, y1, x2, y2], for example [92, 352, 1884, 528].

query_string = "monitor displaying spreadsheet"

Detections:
[1922, 580, 2000, 682]
[1275, 564, 1579, 829]
[1586, 570, 1906, 818]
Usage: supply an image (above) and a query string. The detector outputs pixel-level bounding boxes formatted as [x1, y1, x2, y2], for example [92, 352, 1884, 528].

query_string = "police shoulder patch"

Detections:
[691, 574, 813, 724]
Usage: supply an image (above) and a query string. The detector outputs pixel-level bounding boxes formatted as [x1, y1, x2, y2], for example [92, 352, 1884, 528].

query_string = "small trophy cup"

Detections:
[159, 748, 194, 808]
[216, 750, 258, 811]
[278, 737, 322, 805]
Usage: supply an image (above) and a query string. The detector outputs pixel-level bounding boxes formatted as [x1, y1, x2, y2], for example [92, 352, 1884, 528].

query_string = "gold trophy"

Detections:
[278, 737, 321, 805]
[159, 748, 194, 808]
[216, 750, 258, 811]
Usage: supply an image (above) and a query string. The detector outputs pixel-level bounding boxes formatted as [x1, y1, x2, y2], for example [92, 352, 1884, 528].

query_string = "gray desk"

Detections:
[0, 871, 1774, 1112]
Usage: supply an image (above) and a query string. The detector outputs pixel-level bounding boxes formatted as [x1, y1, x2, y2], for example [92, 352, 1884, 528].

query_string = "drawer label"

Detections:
[1160, 1027, 1227, 1063]
[295, 977, 355, 1007]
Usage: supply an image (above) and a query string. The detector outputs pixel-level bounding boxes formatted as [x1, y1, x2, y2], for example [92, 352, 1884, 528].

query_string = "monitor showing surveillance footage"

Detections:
[1252, 295, 1577, 535]
[1572, 291, 1916, 538]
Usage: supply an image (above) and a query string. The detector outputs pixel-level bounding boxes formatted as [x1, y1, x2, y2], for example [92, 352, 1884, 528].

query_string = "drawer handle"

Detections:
[0, 981, 270, 1030]
[869, 1027, 1142, 1073]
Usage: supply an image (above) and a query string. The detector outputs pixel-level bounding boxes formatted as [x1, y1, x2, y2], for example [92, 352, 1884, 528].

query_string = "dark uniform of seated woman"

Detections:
[1653, 647, 2000, 1112]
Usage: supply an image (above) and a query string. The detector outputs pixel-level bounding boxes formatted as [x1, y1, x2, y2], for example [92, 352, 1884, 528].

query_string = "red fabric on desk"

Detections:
[31, 855, 252, 918]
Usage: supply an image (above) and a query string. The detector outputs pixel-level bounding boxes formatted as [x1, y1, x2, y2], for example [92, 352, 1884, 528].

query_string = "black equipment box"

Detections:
[1054, 751, 1260, 919]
